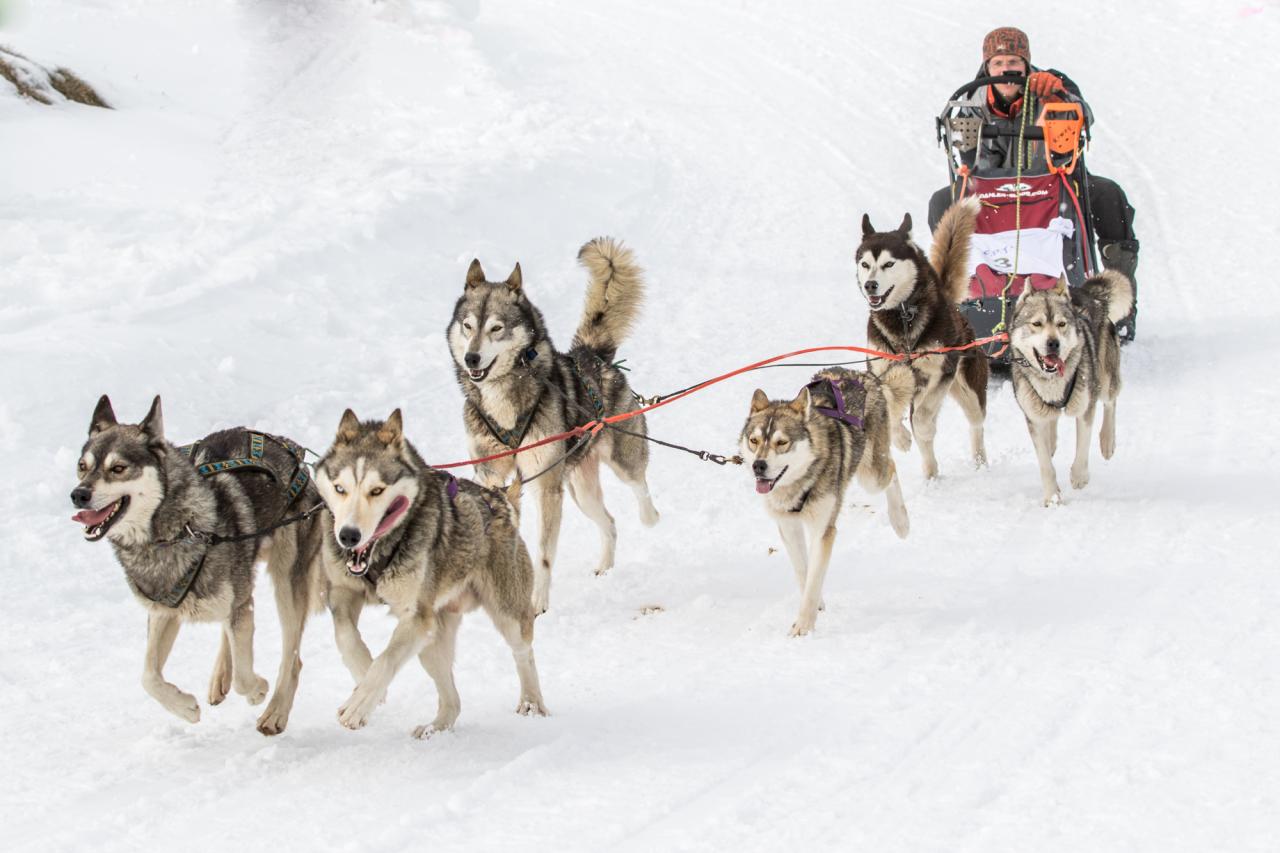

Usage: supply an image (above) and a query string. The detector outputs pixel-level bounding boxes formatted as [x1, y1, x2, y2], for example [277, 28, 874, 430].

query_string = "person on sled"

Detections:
[928, 27, 1139, 340]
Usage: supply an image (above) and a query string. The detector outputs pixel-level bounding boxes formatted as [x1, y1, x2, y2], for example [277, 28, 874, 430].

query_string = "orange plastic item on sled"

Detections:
[1037, 102, 1084, 174]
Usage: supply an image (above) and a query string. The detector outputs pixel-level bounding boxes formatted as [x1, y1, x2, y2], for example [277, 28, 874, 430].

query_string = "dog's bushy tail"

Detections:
[878, 363, 915, 415]
[930, 196, 980, 305]
[1083, 269, 1134, 325]
[573, 237, 646, 363]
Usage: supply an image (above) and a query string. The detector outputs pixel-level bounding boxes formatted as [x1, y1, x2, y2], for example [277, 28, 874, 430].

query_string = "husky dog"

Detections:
[313, 409, 547, 737]
[447, 237, 659, 614]
[856, 197, 988, 478]
[69, 396, 324, 735]
[1009, 271, 1134, 506]
[740, 368, 912, 637]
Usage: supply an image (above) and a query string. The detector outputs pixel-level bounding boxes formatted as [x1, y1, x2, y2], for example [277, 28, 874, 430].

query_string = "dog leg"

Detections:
[338, 613, 433, 730]
[226, 599, 268, 706]
[486, 605, 548, 718]
[776, 516, 809, 591]
[1028, 417, 1061, 506]
[413, 611, 463, 739]
[329, 585, 374, 684]
[1049, 418, 1059, 458]
[883, 463, 910, 539]
[257, 543, 314, 736]
[531, 479, 564, 614]
[1100, 399, 1117, 460]
[568, 456, 616, 577]
[791, 518, 837, 637]
[949, 361, 988, 468]
[911, 378, 947, 480]
[208, 630, 231, 706]
[604, 456, 660, 528]
[142, 612, 200, 723]
[1070, 403, 1097, 490]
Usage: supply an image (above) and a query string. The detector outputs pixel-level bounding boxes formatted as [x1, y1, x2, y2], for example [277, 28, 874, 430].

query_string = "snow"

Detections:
[3, 1, 1279, 850]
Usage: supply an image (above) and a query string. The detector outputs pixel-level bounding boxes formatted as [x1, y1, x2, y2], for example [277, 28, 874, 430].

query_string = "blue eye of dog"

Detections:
[334, 484, 346, 495]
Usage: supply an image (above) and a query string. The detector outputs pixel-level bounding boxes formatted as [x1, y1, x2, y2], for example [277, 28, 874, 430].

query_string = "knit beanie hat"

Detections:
[982, 27, 1030, 66]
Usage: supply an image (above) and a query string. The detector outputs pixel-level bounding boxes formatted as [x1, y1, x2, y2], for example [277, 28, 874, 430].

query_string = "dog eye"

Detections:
[462, 322, 473, 333]
[883, 261, 895, 269]
[1032, 321, 1043, 328]
[111, 464, 127, 474]
[1056, 321, 1067, 329]
[489, 325, 503, 335]
[334, 484, 346, 495]
[748, 436, 759, 446]
[369, 486, 385, 497]
[774, 438, 789, 448]
[78, 460, 87, 472]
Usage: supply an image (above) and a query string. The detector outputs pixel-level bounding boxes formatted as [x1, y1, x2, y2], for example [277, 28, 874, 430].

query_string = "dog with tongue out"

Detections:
[1009, 271, 1134, 506]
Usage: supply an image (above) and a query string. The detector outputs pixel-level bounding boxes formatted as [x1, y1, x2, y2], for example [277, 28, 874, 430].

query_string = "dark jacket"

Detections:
[957, 64, 1092, 173]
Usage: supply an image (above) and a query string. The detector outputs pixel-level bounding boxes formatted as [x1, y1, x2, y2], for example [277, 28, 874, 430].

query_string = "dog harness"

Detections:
[784, 376, 866, 514]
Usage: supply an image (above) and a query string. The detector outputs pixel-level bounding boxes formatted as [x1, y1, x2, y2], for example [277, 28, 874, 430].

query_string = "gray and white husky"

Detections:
[739, 368, 912, 637]
[447, 237, 659, 614]
[69, 395, 325, 734]
[313, 408, 547, 737]
[1009, 271, 1134, 505]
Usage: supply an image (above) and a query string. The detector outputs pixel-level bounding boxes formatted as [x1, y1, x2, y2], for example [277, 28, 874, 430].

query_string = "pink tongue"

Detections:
[1045, 355, 1065, 371]
[370, 496, 410, 540]
[755, 479, 773, 495]
[72, 505, 113, 526]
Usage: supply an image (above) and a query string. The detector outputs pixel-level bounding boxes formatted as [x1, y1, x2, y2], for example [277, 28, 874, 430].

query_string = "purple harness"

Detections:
[811, 377, 864, 429]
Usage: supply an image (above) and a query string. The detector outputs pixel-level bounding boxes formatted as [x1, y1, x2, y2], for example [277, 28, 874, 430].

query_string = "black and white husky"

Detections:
[1009, 271, 1134, 505]
[446, 238, 659, 614]
[69, 396, 324, 734]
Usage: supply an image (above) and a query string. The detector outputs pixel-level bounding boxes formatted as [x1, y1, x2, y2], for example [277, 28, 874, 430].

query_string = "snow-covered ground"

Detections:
[3, 1, 1278, 850]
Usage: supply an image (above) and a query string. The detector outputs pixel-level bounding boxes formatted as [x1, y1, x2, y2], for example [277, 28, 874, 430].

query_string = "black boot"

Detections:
[1100, 240, 1139, 343]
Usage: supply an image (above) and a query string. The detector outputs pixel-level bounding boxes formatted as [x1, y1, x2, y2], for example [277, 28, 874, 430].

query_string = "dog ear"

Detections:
[789, 386, 812, 419]
[139, 396, 164, 441]
[1053, 274, 1068, 295]
[896, 213, 912, 236]
[465, 259, 486, 288]
[90, 394, 117, 435]
[337, 409, 360, 444]
[506, 262, 522, 292]
[861, 213, 875, 237]
[377, 409, 403, 446]
[750, 388, 771, 414]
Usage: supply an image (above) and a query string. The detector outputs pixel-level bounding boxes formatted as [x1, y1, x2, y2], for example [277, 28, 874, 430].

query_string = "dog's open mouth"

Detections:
[344, 495, 411, 577]
[866, 286, 894, 310]
[72, 496, 130, 541]
[1034, 349, 1065, 375]
[755, 466, 788, 495]
[466, 359, 496, 383]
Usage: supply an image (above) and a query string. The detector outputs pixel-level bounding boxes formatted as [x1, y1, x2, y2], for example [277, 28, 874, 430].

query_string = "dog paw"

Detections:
[531, 586, 550, 616]
[1100, 434, 1116, 460]
[256, 705, 289, 737]
[239, 676, 269, 706]
[789, 615, 816, 638]
[593, 562, 613, 577]
[166, 692, 201, 724]
[516, 698, 548, 717]
[411, 718, 457, 739]
[922, 462, 939, 480]
[208, 668, 231, 707]
[639, 503, 660, 528]
[1070, 466, 1089, 490]
[1043, 491, 1063, 508]
[973, 451, 988, 469]
[338, 686, 380, 730]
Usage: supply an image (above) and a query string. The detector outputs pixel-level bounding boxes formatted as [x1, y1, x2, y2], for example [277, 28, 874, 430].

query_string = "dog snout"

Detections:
[1045, 338, 1060, 354]
[863, 280, 878, 294]
[70, 486, 93, 508]
[463, 352, 481, 369]
[752, 459, 768, 477]
[337, 526, 362, 549]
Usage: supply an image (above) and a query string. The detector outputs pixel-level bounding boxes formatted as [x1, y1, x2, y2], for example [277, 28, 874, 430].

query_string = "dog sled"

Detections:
[935, 74, 1099, 362]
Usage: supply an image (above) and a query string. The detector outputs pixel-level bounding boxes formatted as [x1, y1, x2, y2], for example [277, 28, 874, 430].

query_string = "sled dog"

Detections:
[447, 237, 659, 614]
[69, 395, 324, 735]
[1009, 271, 1134, 505]
[857, 197, 989, 478]
[314, 409, 547, 737]
[740, 367, 912, 636]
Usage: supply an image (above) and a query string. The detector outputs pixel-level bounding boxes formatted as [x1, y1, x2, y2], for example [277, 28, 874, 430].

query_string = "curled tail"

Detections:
[930, 196, 980, 304]
[572, 237, 646, 362]
[1083, 269, 1134, 325]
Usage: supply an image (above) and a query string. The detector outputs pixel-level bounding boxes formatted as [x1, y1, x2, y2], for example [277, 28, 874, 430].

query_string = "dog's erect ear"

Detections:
[750, 388, 771, 414]
[337, 409, 361, 444]
[1015, 285, 1033, 309]
[465, 259, 486, 288]
[90, 394, 117, 435]
[377, 409, 403, 446]
[1053, 274, 1069, 295]
[140, 396, 164, 441]
[861, 213, 875, 237]
[506, 262, 522, 292]
[789, 386, 812, 419]
[896, 213, 912, 236]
